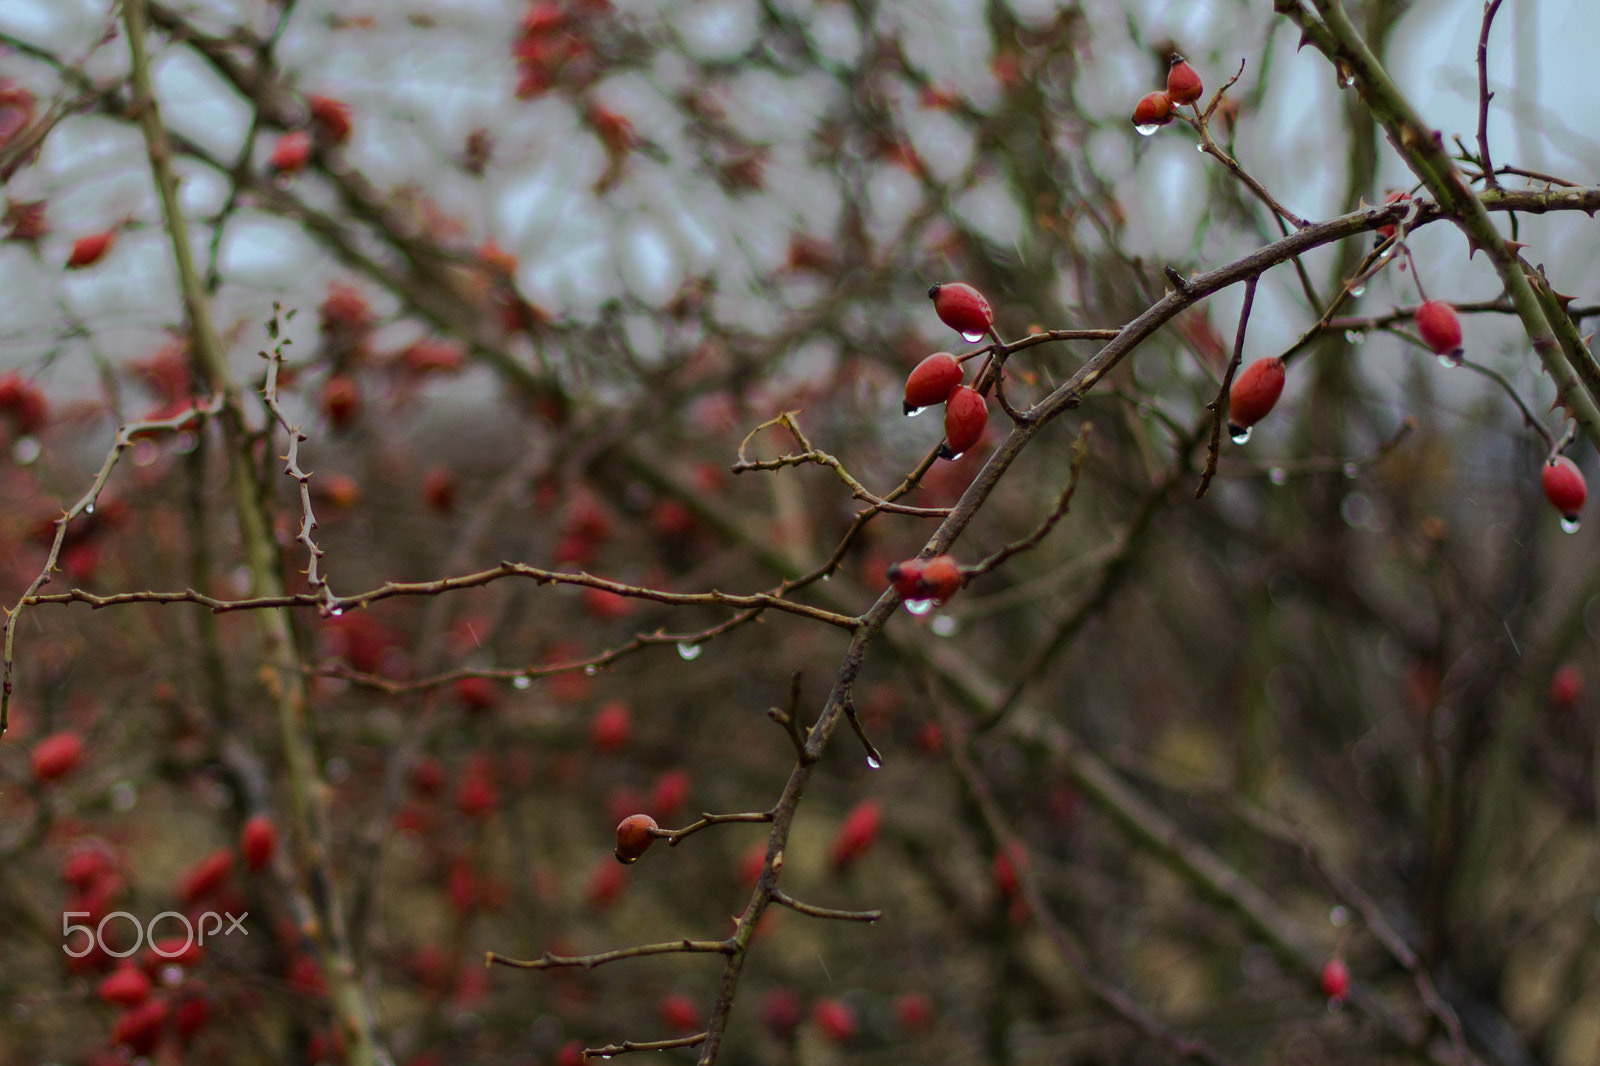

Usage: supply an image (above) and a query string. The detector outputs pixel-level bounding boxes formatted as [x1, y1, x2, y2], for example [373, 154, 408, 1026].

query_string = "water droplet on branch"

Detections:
[905, 599, 933, 616]
[1134, 123, 1160, 137]
[676, 642, 703, 660]
[1230, 426, 1252, 445]
[1561, 515, 1582, 534]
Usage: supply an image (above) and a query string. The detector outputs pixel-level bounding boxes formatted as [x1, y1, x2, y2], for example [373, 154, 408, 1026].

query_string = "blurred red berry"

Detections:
[179, 848, 234, 905]
[240, 814, 278, 870]
[67, 230, 115, 269]
[31, 731, 84, 781]
[1549, 663, 1584, 712]
[659, 992, 701, 1033]
[321, 374, 361, 432]
[98, 963, 153, 1007]
[591, 700, 632, 751]
[649, 768, 691, 820]
[112, 998, 168, 1056]
[456, 772, 499, 819]
[760, 987, 803, 1038]
[454, 676, 499, 713]
[893, 990, 935, 1033]
[828, 800, 882, 871]
[1321, 957, 1350, 1000]
[811, 998, 858, 1044]
[307, 94, 353, 144]
[268, 130, 313, 174]
[585, 857, 626, 910]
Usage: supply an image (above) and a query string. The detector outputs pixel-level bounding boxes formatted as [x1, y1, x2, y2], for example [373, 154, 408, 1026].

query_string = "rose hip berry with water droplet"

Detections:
[1131, 91, 1174, 130]
[940, 385, 988, 459]
[928, 282, 993, 339]
[1227, 358, 1285, 438]
[886, 558, 927, 599]
[904, 352, 963, 414]
[919, 555, 963, 603]
[1542, 455, 1586, 522]
[1414, 301, 1463, 360]
[614, 813, 659, 864]
[1166, 56, 1203, 105]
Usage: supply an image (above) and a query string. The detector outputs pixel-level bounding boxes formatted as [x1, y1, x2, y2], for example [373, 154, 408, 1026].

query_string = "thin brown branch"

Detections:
[1195, 275, 1258, 499]
[768, 889, 882, 922]
[585, 1035, 707, 1059]
[967, 423, 1094, 577]
[26, 562, 861, 630]
[658, 811, 775, 847]
[1475, 0, 1506, 189]
[487, 939, 735, 972]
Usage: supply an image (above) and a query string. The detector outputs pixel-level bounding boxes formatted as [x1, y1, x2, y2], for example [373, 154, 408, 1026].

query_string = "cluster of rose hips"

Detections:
[905, 281, 998, 460]
[885, 554, 964, 607]
[1131, 56, 1204, 134]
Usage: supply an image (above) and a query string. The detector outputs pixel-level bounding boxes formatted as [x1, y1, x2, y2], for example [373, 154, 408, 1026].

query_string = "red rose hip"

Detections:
[614, 813, 659, 864]
[240, 814, 278, 870]
[1549, 664, 1583, 712]
[1166, 57, 1203, 106]
[903, 352, 963, 414]
[885, 558, 927, 599]
[1414, 300, 1463, 362]
[1542, 455, 1586, 528]
[1320, 957, 1349, 1000]
[928, 282, 993, 341]
[918, 555, 962, 603]
[31, 731, 84, 781]
[940, 384, 988, 459]
[1227, 358, 1285, 442]
[1131, 91, 1174, 133]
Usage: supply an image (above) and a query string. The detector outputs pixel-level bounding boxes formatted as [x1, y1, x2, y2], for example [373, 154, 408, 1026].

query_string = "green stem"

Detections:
[120, 3, 385, 1063]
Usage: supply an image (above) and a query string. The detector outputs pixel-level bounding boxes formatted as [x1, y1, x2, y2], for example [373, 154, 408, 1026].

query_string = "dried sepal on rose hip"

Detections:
[1413, 300, 1463, 363]
[1131, 91, 1174, 133]
[927, 282, 993, 341]
[614, 813, 659, 864]
[1226, 357, 1285, 443]
[903, 352, 964, 414]
[1541, 454, 1586, 529]
[940, 384, 988, 459]
[1166, 56, 1203, 106]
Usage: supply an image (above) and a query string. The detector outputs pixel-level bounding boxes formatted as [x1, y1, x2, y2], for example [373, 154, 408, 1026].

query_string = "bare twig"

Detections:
[1475, 0, 1506, 189]
[487, 940, 735, 971]
[1195, 275, 1258, 499]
